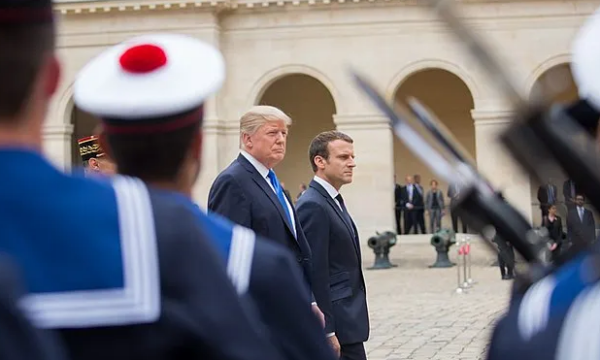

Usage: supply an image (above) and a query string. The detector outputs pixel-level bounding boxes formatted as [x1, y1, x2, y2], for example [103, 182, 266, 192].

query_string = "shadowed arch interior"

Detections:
[393, 69, 475, 187]
[258, 73, 337, 203]
[392, 68, 475, 232]
[528, 63, 581, 227]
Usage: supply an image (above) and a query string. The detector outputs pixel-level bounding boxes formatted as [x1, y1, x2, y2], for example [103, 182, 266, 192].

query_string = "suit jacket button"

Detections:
[296, 256, 302, 262]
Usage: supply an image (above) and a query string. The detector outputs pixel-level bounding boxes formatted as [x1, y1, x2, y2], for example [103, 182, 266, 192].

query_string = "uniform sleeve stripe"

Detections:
[556, 283, 600, 360]
[517, 276, 555, 340]
[19, 176, 161, 328]
[227, 226, 255, 294]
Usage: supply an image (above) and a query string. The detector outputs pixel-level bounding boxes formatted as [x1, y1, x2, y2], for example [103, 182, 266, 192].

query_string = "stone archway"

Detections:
[257, 73, 337, 203]
[393, 68, 476, 233]
[528, 63, 579, 225]
[70, 105, 101, 169]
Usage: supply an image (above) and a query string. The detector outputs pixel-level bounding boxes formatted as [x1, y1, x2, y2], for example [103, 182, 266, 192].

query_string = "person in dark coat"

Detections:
[541, 204, 565, 262]
[566, 194, 596, 252]
[208, 105, 323, 322]
[492, 191, 515, 280]
[296, 131, 369, 360]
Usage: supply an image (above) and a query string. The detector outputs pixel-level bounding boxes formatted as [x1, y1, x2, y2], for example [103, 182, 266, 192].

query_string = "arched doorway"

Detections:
[393, 68, 476, 233]
[529, 63, 579, 225]
[70, 105, 101, 169]
[257, 74, 337, 203]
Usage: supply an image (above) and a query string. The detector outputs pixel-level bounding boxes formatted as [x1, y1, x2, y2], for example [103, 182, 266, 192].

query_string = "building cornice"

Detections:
[53, 0, 229, 15]
[53, 0, 597, 15]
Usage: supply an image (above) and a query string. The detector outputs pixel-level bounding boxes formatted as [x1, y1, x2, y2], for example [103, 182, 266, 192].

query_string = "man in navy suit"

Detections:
[296, 131, 370, 360]
[208, 105, 324, 323]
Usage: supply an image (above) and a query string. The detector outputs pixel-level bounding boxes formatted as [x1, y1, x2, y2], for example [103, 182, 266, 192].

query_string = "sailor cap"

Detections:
[73, 33, 225, 134]
[565, 8, 600, 134]
[572, 7, 600, 109]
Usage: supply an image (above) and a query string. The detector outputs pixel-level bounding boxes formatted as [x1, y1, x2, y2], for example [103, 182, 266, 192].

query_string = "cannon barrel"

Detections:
[431, 232, 452, 247]
[366, 231, 397, 270]
[429, 229, 456, 268]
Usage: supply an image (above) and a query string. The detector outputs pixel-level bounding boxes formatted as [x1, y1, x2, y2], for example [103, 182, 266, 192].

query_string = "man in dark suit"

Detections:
[296, 131, 369, 360]
[537, 179, 558, 219]
[401, 175, 424, 234]
[566, 194, 596, 251]
[413, 174, 426, 233]
[447, 181, 468, 234]
[394, 175, 403, 235]
[208, 105, 324, 323]
[563, 178, 578, 211]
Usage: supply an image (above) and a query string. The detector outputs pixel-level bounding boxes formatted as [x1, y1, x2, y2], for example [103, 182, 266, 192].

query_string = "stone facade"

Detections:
[48, 0, 600, 240]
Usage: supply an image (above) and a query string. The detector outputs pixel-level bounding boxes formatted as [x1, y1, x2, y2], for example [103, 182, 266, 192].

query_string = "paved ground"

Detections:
[361, 241, 513, 360]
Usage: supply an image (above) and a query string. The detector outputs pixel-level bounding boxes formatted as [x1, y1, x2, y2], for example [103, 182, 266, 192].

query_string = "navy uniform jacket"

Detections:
[487, 249, 600, 360]
[0, 258, 66, 360]
[296, 180, 370, 345]
[169, 193, 336, 360]
[0, 149, 281, 360]
[208, 154, 313, 290]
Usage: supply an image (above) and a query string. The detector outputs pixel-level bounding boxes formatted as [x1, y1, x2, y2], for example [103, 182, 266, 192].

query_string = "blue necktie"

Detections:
[267, 170, 293, 228]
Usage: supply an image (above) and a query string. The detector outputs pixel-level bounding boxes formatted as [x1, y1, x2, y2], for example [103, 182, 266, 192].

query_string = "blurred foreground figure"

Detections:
[90, 33, 335, 360]
[487, 6, 600, 360]
[0, 0, 281, 359]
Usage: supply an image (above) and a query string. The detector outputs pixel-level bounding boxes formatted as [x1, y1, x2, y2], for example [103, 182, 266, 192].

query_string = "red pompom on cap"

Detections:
[119, 44, 167, 74]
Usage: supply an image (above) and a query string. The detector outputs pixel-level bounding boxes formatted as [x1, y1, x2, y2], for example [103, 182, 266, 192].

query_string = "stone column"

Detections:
[334, 114, 395, 244]
[471, 109, 533, 224]
[191, 19, 224, 207]
[193, 96, 222, 207]
[42, 124, 73, 171]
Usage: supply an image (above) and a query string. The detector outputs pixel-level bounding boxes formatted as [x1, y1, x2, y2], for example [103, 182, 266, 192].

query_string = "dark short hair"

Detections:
[308, 130, 353, 172]
[0, 24, 55, 121]
[104, 109, 201, 182]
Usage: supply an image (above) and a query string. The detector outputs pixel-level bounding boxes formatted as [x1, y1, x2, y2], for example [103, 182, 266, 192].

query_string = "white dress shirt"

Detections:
[313, 176, 343, 211]
[240, 151, 297, 237]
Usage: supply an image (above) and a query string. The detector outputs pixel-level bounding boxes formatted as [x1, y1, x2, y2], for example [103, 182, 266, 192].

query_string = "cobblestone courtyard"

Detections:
[362, 241, 513, 360]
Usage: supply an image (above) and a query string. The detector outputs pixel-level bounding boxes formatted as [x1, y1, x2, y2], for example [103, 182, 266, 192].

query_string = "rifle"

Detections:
[350, 70, 549, 291]
[422, 0, 600, 265]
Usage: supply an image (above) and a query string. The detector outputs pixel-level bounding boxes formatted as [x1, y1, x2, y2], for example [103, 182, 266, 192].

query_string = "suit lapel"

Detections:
[310, 180, 360, 256]
[237, 155, 297, 241]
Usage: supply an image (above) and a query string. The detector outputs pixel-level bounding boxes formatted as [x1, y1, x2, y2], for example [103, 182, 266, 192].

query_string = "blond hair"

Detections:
[239, 105, 292, 149]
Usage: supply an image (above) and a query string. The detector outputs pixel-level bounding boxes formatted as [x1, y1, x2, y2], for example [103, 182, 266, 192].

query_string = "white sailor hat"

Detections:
[564, 8, 600, 134]
[572, 7, 600, 110]
[73, 33, 224, 134]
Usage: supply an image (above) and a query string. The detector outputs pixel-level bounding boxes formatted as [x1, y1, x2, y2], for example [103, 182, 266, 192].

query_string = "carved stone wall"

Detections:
[47, 0, 600, 239]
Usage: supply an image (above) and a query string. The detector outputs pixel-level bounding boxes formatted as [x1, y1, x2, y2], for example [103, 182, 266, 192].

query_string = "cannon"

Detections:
[367, 230, 398, 270]
[429, 229, 456, 268]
